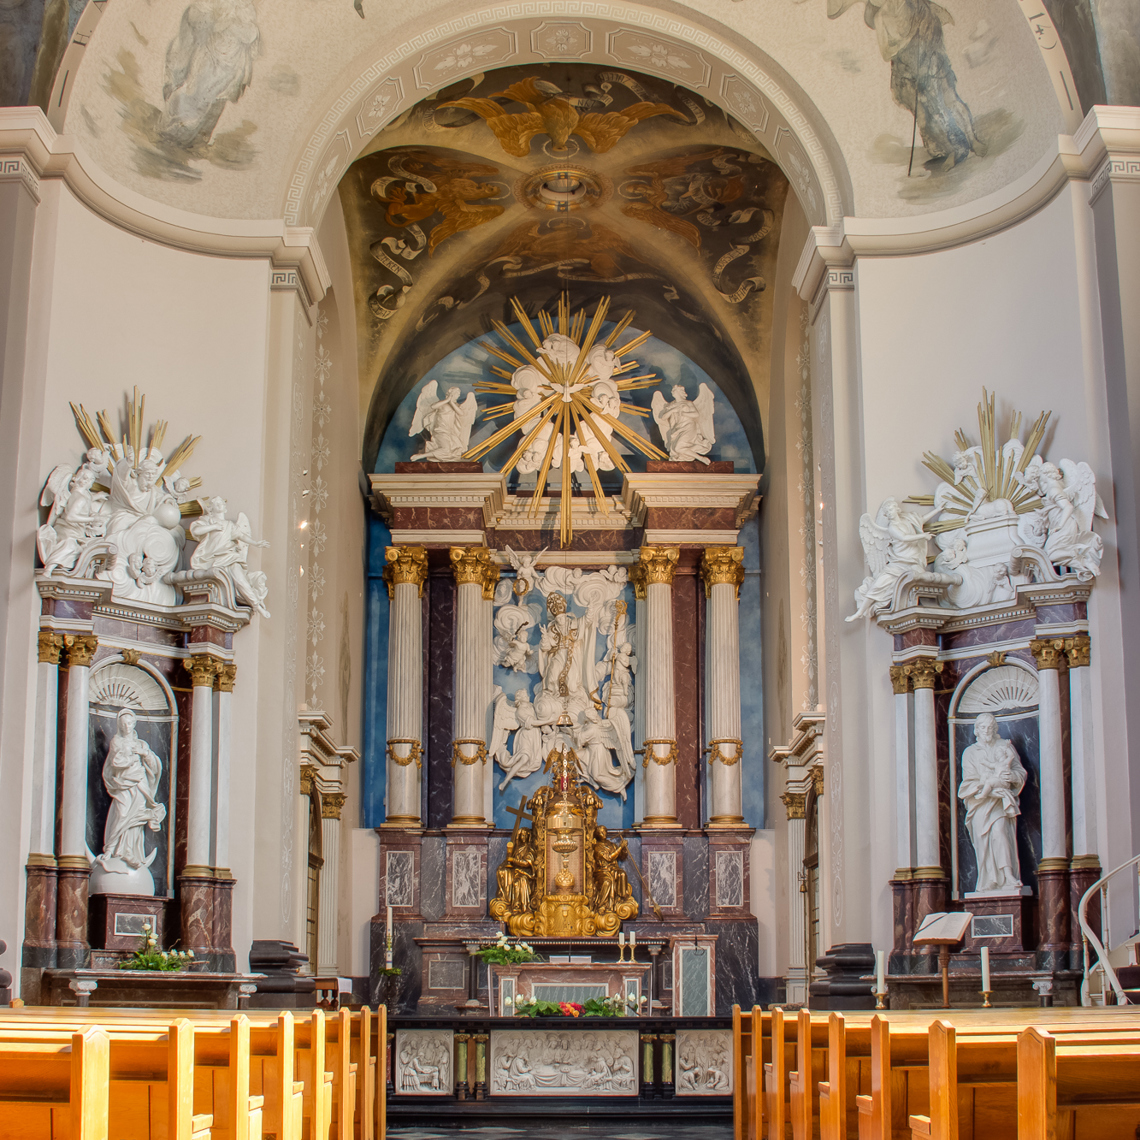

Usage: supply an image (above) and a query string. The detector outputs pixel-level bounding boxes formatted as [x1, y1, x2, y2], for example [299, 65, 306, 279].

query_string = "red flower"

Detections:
[558, 1001, 583, 1017]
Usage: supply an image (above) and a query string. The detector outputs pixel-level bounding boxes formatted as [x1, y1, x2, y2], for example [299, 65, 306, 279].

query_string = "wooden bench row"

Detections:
[0, 1004, 387, 1140]
[733, 1004, 1140, 1140]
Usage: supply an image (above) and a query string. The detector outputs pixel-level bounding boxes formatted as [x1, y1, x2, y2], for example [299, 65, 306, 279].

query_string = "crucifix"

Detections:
[504, 796, 533, 842]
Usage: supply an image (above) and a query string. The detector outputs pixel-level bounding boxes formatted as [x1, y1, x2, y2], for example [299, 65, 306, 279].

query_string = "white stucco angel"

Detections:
[847, 498, 940, 621]
[409, 381, 478, 461]
[1022, 459, 1107, 577]
[651, 384, 716, 464]
[493, 601, 542, 672]
[490, 688, 546, 791]
[37, 457, 111, 576]
[189, 495, 271, 617]
[574, 707, 636, 799]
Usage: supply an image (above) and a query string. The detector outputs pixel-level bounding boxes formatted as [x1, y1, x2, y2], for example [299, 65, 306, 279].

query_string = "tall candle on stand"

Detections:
[876, 949, 886, 995]
[981, 946, 991, 992]
[386, 906, 394, 969]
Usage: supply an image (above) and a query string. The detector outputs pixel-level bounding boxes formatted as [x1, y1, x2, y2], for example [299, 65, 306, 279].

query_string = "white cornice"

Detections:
[369, 471, 507, 527]
[0, 107, 330, 307]
[621, 473, 761, 528]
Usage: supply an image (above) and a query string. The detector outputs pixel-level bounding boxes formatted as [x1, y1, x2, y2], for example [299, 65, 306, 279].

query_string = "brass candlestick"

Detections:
[874, 990, 886, 1010]
[982, 990, 992, 1008]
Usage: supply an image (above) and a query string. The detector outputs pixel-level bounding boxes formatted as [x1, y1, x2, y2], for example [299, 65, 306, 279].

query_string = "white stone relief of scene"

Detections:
[396, 1029, 453, 1094]
[490, 549, 637, 799]
[452, 847, 482, 908]
[715, 850, 744, 909]
[648, 851, 677, 908]
[675, 1029, 734, 1095]
[385, 850, 413, 906]
[489, 1029, 638, 1095]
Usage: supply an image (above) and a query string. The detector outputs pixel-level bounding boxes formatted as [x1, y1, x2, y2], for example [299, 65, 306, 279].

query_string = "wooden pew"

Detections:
[765, 1007, 794, 1140]
[819, 1013, 877, 1140]
[734, 1005, 750, 1140]
[1018, 1027, 1140, 1140]
[789, 1008, 830, 1140]
[0, 1026, 111, 1140]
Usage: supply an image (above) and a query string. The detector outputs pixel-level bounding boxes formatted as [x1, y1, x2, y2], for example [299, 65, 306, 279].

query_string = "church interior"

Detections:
[2, 0, 1140, 1136]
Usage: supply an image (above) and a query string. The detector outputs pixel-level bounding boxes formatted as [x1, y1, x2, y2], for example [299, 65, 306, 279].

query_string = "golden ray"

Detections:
[604, 310, 636, 347]
[579, 396, 666, 460]
[465, 392, 560, 460]
[497, 404, 561, 478]
[572, 401, 631, 474]
[531, 404, 566, 516]
[510, 297, 544, 350]
[614, 329, 651, 357]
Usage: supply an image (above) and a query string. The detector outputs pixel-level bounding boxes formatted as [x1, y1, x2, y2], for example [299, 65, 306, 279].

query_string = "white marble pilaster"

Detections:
[59, 634, 98, 861]
[384, 547, 428, 827]
[890, 665, 914, 873]
[633, 591, 647, 826]
[782, 796, 808, 1005]
[1032, 638, 1068, 863]
[184, 655, 221, 874]
[1066, 635, 1097, 860]
[31, 633, 63, 858]
[318, 798, 343, 973]
[909, 658, 942, 875]
[702, 547, 745, 826]
[638, 546, 680, 827]
[450, 547, 497, 828]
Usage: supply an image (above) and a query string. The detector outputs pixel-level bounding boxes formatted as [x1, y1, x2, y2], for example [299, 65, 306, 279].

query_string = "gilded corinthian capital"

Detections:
[638, 545, 680, 587]
[701, 546, 745, 598]
[185, 654, 223, 688]
[384, 546, 429, 599]
[1029, 637, 1066, 670]
[62, 633, 98, 668]
[450, 546, 499, 599]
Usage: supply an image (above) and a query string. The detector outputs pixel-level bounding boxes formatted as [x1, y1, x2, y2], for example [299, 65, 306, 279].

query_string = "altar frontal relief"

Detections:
[490, 1028, 638, 1095]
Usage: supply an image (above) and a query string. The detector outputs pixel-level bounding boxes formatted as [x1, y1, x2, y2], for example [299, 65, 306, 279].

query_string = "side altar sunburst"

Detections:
[462, 294, 666, 546]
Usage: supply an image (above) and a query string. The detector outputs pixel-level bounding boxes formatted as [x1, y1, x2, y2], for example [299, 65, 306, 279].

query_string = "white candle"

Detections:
[386, 905, 393, 942]
[385, 906, 394, 968]
[981, 946, 991, 992]
[629, 932, 636, 949]
[618, 933, 625, 948]
[876, 949, 886, 994]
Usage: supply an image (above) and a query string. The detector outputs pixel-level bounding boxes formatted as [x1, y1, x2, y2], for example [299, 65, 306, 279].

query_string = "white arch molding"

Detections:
[282, 1, 850, 232]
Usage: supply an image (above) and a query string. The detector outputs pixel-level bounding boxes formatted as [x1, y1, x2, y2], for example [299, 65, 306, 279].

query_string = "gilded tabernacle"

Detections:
[491, 739, 638, 937]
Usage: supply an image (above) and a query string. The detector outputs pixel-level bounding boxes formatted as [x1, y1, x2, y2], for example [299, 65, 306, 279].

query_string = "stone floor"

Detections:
[390, 1127, 732, 1140]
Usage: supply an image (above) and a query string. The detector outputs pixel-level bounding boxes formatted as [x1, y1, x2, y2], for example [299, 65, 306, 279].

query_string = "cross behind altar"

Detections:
[505, 795, 532, 840]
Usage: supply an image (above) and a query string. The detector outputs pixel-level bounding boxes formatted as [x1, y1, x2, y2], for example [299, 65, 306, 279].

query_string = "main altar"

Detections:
[367, 293, 762, 1023]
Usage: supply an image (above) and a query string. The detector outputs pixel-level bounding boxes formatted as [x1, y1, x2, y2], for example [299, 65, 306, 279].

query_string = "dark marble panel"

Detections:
[896, 628, 939, 651]
[1037, 867, 1070, 952]
[175, 689, 191, 876]
[942, 618, 1036, 652]
[673, 571, 702, 830]
[187, 625, 228, 649]
[56, 867, 90, 968]
[485, 834, 508, 915]
[487, 527, 640, 552]
[704, 918, 759, 1014]
[426, 574, 456, 829]
[179, 877, 213, 954]
[394, 462, 484, 473]
[372, 915, 425, 1011]
[624, 836, 643, 912]
[212, 879, 235, 970]
[682, 837, 709, 920]
[45, 598, 96, 621]
[646, 461, 736, 473]
[1034, 602, 1086, 625]
[393, 506, 487, 531]
[23, 865, 57, 954]
[420, 836, 447, 922]
[645, 506, 739, 533]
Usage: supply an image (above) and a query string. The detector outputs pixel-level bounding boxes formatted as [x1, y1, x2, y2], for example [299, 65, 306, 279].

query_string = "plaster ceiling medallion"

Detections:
[520, 165, 610, 211]
[463, 294, 665, 546]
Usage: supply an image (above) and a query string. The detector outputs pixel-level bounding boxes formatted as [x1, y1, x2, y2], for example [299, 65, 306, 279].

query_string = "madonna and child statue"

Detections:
[491, 728, 639, 937]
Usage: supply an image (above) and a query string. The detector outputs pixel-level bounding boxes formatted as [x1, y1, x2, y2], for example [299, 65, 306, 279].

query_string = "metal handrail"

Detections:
[1079, 851, 1140, 1005]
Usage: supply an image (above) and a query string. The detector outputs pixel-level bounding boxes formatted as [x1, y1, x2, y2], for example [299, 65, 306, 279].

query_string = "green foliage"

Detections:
[118, 922, 192, 972]
[512, 994, 635, 1017]
[474, 933, 541, 965]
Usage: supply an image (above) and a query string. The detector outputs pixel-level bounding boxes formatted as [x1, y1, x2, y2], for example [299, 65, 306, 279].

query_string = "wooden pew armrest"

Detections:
[191, 1114, 213, 1140]
[856, 1095, 872, 1117]
[909, 1115, 932, 1139]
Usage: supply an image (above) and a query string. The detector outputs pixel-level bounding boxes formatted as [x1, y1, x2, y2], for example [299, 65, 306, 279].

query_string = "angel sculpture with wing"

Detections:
[1030, 459, 1107, 577]
[848, 497, 941, 621]
[37, 453, 111, 575]
[651, 384, 716, 464]
[490, 688, 546, 791]
[409, 382, 478, 461]
[505, 545, 547, 598]
[493, 601, 542, 673]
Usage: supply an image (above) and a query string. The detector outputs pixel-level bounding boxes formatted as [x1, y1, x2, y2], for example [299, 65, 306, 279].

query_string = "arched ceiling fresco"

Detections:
[339, 64, 791, 472]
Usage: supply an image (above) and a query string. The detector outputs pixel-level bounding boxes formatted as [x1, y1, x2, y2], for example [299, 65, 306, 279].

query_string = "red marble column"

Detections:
[55, 858, 91, 969]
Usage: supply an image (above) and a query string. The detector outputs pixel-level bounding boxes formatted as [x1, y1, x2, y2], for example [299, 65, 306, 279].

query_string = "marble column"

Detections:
[632, 571, 648, 826]
[318, 793, 346, 974]
[1031, 637, 1070, 957]
[211, 663, 237, 877]
[889, 664, 915, 875]
[639, 546, 680, 828]
[383, 546, 428, 827]
[781, 791, 808, 1005]
[25, 632, 63, 970]
[182, 654, 221, 957]
[702, 547, 746, 827]
[57, 633, 98, 965]
[450, 547, 497, 828]
[1065, 635, 1098, 863]
[907, 657, 944, 881]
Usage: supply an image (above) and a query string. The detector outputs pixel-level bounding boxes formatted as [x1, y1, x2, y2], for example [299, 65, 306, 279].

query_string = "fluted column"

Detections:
[889, 664, 914, 875]
[318, 793, 345, 973]
[907, 657, 943, 877]
[450, 547, 498, 828]
[57, 633, 98, 963]
[212, 663, 237, 875]
[31, 632, 63, 860]
[639, 546, 680, 828]
[383, 546, 428, 827]
[781, 791, 808, 1002]
[1030, 638, 1068, 864]
[702, 546, 745, 827]
[1065, 635, 1097, 862]
[632, 570, 648, 826]
[183, 655, 221, 875]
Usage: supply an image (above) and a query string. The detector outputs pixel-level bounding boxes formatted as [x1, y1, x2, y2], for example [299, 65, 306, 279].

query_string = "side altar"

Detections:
[368, 294, 763, 1017]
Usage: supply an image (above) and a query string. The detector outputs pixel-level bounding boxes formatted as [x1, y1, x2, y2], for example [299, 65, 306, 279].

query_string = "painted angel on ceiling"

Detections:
[652, 383, 716, 463]
[409, 381, 478, 461]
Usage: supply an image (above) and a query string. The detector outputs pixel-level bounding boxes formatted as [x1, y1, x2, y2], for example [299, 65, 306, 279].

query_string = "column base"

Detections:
[56, 861, 91, 969]
[1036, 862, 1071, 955]
[180, 874, 215, 956]
[446, 818, 491, 830]
[639, 817, 682, 829]
[381, 817, 424, 830]
[706, 815, 747, 828]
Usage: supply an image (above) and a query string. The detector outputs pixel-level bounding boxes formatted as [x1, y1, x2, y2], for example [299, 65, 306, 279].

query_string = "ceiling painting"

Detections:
[338, 64, 791, 474]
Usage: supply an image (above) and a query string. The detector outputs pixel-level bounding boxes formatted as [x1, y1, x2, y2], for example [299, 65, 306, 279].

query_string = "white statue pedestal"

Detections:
[90, 857, 156, 897]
